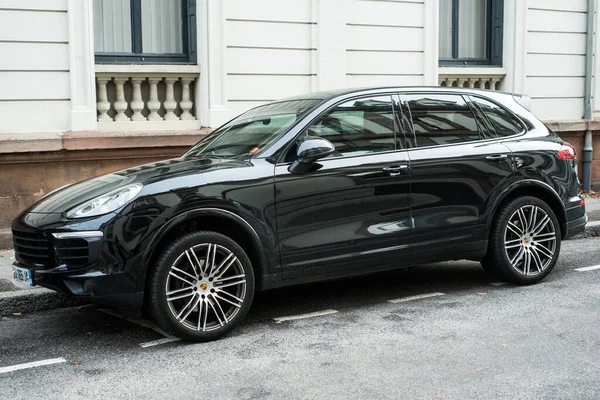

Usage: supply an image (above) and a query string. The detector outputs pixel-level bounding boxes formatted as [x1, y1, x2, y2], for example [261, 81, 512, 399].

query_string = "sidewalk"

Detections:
[1, 198, 600, 316]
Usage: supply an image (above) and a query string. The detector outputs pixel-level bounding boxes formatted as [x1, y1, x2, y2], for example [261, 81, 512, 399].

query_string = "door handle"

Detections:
[485, 154, 508, 162]
[383, 165, 409, 177]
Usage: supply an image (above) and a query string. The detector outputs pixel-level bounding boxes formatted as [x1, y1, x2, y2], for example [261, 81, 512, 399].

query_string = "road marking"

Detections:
[139, 337, 181, 348]
[0, 358, 66, 375]
[273, 309, 338, 323]
[575, 265, 600, 272]
[98, 308, 174, 338]
[388, 292, 445, 304]
[489, 282, 508, 286]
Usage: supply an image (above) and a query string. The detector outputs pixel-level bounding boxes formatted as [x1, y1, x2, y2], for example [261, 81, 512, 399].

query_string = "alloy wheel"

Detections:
[503, 205, 557, 276]
[165, 243, 247, 332]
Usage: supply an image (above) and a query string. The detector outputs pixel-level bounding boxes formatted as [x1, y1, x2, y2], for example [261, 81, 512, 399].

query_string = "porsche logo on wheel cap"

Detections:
[200, 283, 209, 291]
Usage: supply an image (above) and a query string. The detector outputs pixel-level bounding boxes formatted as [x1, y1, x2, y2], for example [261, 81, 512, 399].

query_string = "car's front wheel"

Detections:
[482, 196, 561, 284]
[148, 231, 255, 342]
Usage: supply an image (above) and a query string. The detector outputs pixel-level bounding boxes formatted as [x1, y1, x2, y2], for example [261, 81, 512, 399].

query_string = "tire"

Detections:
[148, 231, 255, 342]
[481, 196, 561, 285]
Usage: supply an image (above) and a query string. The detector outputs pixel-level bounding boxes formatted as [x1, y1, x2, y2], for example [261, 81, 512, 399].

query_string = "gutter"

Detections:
[583, 0, 596, 192]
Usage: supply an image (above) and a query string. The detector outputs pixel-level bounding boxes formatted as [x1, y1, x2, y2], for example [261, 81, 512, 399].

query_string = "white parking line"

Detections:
[387, 292, 445, 303]
[273, 309, 338, 323]
[0, 358, 66, 375]
[489, 282, 508, 286]
[98, 308, 174, 338]
[575, 265, 600, 272]
[139, 337, 181, 348]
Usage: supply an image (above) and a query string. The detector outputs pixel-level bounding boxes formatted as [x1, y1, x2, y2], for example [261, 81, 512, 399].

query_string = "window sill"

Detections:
[438, 67, 506, 76]
[95, 64, 201, 74]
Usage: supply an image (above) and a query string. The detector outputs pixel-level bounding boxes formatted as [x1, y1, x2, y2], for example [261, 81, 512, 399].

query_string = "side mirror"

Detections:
[288, 136, 335, 174]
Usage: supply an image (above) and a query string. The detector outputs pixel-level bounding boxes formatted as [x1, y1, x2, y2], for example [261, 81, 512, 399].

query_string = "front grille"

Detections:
[55, 238, 90, 268]
[12, 230, 52, 267]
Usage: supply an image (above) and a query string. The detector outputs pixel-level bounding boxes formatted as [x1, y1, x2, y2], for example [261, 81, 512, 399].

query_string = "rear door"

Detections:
[400, 92, 514, 260]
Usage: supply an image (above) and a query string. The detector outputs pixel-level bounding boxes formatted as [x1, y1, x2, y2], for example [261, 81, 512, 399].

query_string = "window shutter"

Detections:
[490, 0, 504, 66]
[186, 0, 197, 64]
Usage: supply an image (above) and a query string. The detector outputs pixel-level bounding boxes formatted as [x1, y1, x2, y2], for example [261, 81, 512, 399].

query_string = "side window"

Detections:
[403, 93, 482, 148]
[305, 96, 397, 158]
[470, 96, 525, 137]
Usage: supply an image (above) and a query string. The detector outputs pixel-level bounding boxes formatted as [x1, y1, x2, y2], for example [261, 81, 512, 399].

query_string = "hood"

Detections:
[28, 157, 248, 214]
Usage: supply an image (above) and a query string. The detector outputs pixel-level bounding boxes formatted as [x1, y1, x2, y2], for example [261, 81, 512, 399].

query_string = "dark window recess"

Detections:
[439, 0, 503, 66]
[305, 96, 398, 158]
[93, 0, 197, 64]
[403, 94, 482, 148]
[469, 96, 525, 137]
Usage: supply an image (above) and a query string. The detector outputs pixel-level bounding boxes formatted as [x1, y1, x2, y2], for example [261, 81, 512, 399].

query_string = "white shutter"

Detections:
[93, 0, 132, 53]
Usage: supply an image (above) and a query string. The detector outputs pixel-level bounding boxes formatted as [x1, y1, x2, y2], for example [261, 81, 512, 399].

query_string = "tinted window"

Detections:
[403, 94, 481, 148]
[470, 96, 524, 137]
[305, 96, 397, 157]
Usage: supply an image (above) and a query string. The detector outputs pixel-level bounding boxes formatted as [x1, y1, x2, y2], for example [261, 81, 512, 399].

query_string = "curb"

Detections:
[1, 221, 599, 317]
[0, 287, 83, 316]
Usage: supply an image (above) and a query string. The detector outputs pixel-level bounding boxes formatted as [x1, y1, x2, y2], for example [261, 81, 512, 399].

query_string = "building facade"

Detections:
[1, 0, 600, 245]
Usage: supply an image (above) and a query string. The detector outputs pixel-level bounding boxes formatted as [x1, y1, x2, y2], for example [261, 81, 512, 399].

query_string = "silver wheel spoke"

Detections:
[208, 298, 226, 327]
[517, 208, 528, 232]
[212, 254, 237, 279]
[176, 294, 198, 320]
[214, 292, 243, 308]
[166, 286, 194, 296]
[179, 295, 201, 323]
[506, 243, 523, 249]
[535, 236, 556, 243]
[169, 271, 195, 286]
[215, 278, 246, 289]
[214, 273, 245, 284]
[529, 248, 544, 273]
[204, 244, 217, 277]
[216, 289, 244, 305]
[533, 232, 555, 240]
[507, 222, 523, 236]
[535, 244, 554, 260]
[528, 206, 537, 233]
[185, 250, 202, 278]
[523, 250, 531, 275]
[510, 246, 525, 266]
[167, 291, 195, 302]
[172, 266, 197, 282]
[532, 214, 550, 236]
[196, 300, 205, 331]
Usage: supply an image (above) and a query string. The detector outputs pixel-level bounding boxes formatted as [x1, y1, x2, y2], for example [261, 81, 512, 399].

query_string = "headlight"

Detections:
[66, 183, 143, 219]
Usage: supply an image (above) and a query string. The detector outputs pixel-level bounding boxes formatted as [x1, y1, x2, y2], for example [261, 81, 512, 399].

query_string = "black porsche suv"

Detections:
[12, 87, 587, 341]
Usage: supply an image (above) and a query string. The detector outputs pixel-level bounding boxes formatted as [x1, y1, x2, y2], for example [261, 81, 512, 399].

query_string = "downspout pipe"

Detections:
[583, 0, 596, 192]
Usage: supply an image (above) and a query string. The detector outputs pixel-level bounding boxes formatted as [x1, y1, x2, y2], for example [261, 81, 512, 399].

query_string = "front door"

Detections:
[400, 92, 514, 260]
[274, 95, 413, 279]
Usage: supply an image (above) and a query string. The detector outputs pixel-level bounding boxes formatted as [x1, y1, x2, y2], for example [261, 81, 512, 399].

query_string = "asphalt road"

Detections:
[1, 238, 599, 400]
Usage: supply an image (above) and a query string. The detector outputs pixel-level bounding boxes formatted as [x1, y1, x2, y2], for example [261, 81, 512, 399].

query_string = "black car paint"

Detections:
[12, 87, 586, 309]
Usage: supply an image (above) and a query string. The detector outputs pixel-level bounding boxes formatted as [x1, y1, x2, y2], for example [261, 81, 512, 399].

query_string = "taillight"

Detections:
[557, 142, 576, 160]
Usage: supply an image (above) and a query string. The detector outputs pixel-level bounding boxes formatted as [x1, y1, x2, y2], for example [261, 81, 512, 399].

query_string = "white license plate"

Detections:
[13, 266, 33, 286]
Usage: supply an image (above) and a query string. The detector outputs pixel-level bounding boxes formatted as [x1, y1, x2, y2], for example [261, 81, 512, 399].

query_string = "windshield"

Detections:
[184, 99, 321, 160]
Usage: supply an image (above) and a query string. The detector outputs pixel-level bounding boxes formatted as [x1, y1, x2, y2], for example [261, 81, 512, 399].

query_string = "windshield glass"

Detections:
[184, 99, 321, 160]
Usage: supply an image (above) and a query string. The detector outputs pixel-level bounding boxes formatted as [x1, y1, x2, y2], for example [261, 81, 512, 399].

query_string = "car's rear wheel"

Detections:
[148, 231, 255, 342]
[482, 196, 561, 284]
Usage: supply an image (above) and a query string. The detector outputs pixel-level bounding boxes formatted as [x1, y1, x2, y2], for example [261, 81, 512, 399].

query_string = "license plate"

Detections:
[13, 266, 33, 286]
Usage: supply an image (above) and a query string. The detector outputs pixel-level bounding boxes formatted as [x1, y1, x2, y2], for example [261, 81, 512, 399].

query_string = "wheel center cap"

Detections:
[523, 237, 530, 244]
[199, 282, 209, 291]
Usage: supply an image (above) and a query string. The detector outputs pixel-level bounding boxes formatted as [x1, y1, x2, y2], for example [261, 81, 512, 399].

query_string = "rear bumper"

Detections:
[564, 212, 587, 240]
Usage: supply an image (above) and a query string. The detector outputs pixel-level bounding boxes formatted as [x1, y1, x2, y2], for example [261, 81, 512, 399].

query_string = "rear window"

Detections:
[470, 96, 525, 137]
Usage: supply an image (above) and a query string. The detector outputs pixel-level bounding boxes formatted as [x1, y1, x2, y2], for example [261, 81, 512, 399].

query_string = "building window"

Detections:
[93, 0, 197, 64]
[439, 0, 503, 66]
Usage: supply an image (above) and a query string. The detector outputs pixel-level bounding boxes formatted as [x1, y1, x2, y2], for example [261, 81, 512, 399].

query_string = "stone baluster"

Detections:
[456, 78, 468, 89]
[164, 77, 178, 120]
[490, 78, 501, 91]
[468, 78, 478, 89]
[113, 77, 129, 122]
[96, 77, 111, 122]
[130, 77, 146, 121]
[180, 77, 194, 120]
[147, 77, 162, 121]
